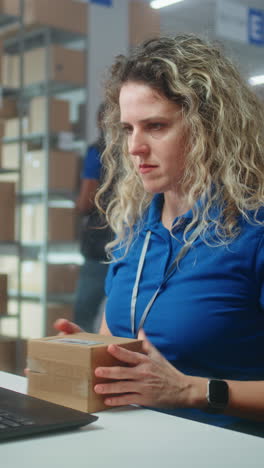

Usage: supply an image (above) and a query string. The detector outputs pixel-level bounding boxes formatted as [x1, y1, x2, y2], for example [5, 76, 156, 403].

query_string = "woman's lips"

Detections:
[139, 164, 158, 174]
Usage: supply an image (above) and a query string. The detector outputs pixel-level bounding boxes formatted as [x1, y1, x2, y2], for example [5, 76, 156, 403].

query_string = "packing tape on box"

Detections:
[46, 338, 105, 346]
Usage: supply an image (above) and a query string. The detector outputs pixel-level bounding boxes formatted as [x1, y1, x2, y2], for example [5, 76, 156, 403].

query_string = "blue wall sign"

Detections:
[90, 0, 113, 6]
[248, 8, 264, 45]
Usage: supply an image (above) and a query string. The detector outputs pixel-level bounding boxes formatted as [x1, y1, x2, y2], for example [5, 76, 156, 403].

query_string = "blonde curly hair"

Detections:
[96, 34, 264, 259]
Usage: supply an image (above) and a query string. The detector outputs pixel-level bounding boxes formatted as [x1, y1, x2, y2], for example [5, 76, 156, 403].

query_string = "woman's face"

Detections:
[119, 81, 188, 196]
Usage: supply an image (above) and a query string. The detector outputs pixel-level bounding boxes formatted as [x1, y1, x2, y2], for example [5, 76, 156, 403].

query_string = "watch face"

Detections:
[208, 379, 229, 409]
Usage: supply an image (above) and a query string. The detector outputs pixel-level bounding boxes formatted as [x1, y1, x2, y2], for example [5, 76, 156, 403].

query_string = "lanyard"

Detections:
[130, 223, 203, 337]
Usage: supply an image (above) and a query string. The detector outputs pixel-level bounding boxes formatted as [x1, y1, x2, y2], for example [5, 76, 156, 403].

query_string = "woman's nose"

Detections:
[128, 131, 149, 156]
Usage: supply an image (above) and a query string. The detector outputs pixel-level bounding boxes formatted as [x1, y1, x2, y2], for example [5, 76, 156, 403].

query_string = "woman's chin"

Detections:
[142, 183, 164, 194]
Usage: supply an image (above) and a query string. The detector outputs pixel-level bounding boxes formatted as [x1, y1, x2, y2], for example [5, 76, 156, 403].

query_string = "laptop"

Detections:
[0, 386, 98, 442]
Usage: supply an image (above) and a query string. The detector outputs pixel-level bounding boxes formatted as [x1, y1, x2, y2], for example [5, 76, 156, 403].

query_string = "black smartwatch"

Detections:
[206, 379, 229, 413]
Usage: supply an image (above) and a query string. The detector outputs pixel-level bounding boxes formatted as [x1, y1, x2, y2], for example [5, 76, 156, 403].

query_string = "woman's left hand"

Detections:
[94, 329, 205, 409]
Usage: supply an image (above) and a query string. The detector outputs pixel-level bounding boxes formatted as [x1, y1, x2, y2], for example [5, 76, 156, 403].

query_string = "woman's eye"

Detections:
[121, 126, 133, 135]
[149, 123, 165, 131]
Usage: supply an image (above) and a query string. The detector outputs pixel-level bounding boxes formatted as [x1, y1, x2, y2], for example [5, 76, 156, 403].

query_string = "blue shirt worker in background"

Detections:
[74, 103, 110, 332]
[56, 34, 264, 435]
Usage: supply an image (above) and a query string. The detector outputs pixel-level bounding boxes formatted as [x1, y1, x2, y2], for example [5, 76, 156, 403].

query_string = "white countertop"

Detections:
[0, 371, 263, 468]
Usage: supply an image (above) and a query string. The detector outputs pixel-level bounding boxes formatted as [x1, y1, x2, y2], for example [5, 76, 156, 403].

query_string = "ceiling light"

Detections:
[150, 0, 184, 9]
[249, 75, 264, 86]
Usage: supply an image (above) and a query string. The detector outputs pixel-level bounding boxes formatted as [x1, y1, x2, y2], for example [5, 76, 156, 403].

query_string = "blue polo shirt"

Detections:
[105, 194, 264, 429]
[82, 145, 101, 180]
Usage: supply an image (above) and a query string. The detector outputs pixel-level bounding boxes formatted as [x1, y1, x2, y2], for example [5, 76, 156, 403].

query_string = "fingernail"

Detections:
[94, 385, 103, 393]
[95, 367, 103, 376]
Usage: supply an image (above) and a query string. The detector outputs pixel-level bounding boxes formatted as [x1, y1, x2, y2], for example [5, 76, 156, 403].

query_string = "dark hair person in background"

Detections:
[74, 103, 111, 332]
[56, 34, 264, 434]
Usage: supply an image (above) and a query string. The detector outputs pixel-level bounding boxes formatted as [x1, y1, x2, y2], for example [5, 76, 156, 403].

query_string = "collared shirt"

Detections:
[105, 194, 264, 428]
[82, 144, 101, 180]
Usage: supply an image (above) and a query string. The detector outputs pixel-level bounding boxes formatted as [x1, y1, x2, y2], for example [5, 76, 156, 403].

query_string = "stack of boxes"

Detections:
[3, 0, 87, 35]
[0, 0, 89, 371]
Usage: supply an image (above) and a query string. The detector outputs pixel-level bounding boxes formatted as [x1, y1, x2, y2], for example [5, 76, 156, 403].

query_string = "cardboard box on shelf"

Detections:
[9, 302, 73, 340]
[0, 273, 8, 316]
[28, 97, 71, 134]
[21, 261, 41, 294]
[1, 143, 26, 169]
[1, 144, 18, 168]
[0, 257, 17, 291]
[15, 302, 71, 340]
[20, 302, 42, 339]
[3, 0, 87, 35]
[22, 150, 79, 192]
[27, 332, 143, 412]
[21, 204, 78, 243]
[0, 0, 18, 16]
[2, 54, 20, 88]
[24, 45, 85, 87]
[0, 336, 27, 374]
[0, 182, 15, 241]
[21, 261, 79, 295]
[47, 207, 78, 242]
[129, 0, 160, 46]
[46, 304, 74, 337]
[3, 117, 29, 139]
[0, 336, 16, 372]
[21, 204, 36, 243]
[47, 264, 79, 294]
[49, 151, 79, 192]
[0, 98, 18, 119]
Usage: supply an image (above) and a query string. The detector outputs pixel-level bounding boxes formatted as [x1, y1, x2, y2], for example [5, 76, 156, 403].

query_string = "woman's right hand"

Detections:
[53, 318, 84, 335]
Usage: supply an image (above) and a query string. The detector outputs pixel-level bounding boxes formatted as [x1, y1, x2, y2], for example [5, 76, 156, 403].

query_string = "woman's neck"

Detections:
[161, 192, 191, 229]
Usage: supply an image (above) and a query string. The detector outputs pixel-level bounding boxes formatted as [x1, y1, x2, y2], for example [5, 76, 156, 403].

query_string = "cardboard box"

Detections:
[0, 273, 8, 316]
[129, 0, 160, 46]
[0, 336, 16, 372]
[21, 204, 77, 243]
[0, 0, 19, 16]
[1, 143, 19, 168]
[28, 97, 71, 134]
[0, 182, 16, 241]
[3, 117, 29, 138]
[27, 332, 143, 412]
[15, 302, 73, 339]
[0, 98, 18, 119]
[2, 54, 20, 88]
[22, 150, 79, 192]
[0, 336, 27, 374]
[21, 262, 79, 295]
[0, 256, 17, 290]
[4, 0, 87, 35]
[1, 143, 27, 169]
[21, 204, 37, 243]
[19, 301, 43, 339]
[47, 264, 79, 294]
[49, 151, 79, 192]
[24, 45, 85, 87]
[48, 207, 77, 242]
[24, 0, 87, 35]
